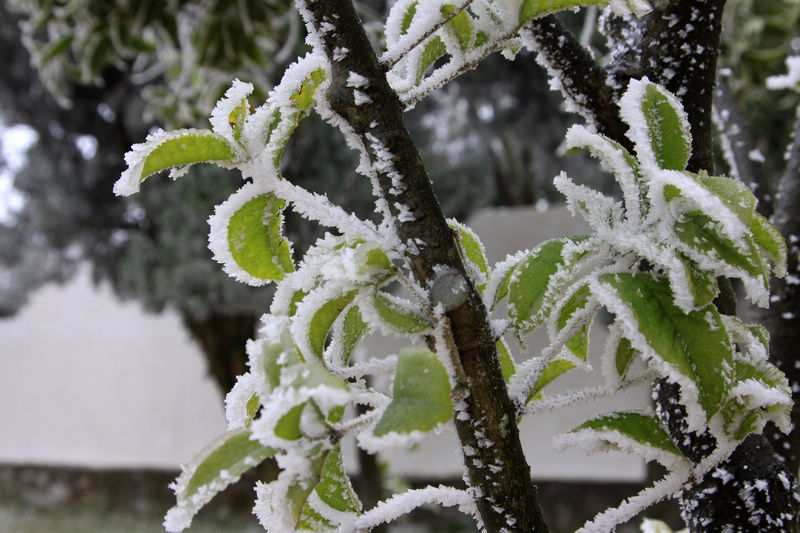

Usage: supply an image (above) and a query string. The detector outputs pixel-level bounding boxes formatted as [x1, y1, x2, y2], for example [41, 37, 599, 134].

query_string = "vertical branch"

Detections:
[639, 0, 725, 173]
[299, 0, 549, 531]
[757, 106, 800, 475]
[524, 15, 632, 151]
[713, 74, 773, 216]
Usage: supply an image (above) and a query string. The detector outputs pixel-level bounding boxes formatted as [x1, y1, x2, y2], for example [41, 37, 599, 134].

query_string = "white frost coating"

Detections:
[225, 373, 261, 430]
[208, 79, 254, 144]
[565, 125, 645, 226]
[640, 518, 688, 533]
[574, 470, 690, 533]
[766, 56, 800, 91]
[113, 128, 236, 196]
[353, 90, 373, 105]
[357, 427, 428, 454]
[483, 249, 527, 309]
[271, 177, 388, 245]
[609, 0, 652, 17]
[291, 283, 356, 361]
[553, 418, 688, 471]
[588, 276, 708, 432]
[207, 180, 284, 287]
[346, 71, 370, 88]
[618, 77, 691, 171]
[164, 429, 265, 533]
[342, 485, 477, 531]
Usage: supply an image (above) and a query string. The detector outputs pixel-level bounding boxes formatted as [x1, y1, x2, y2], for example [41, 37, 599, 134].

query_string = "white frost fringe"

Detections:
[340, 485, 477, 532]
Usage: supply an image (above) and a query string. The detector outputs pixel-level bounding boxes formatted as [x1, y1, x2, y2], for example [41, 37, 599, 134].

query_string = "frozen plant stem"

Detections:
[301, 0, 549, 530]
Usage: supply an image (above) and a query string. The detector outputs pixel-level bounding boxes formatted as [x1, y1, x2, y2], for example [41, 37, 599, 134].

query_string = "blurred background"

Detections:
[1, 1, 798, 531]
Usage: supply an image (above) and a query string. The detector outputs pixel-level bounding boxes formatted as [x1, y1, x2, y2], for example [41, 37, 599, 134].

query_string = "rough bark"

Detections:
[755, 107, 800, 475]
[713, 75, 772, 217]
[301, 0, 549, 530]
[635, 2, 800, 530]
[525, 15, 632, 152]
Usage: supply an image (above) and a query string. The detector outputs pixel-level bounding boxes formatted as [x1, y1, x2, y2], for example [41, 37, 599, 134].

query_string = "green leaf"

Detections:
[576, 412, 682, 456]
[449, 220, 489, 286]
[749, 212, 788, 275]
[288, 446, 361, 530]
[441, 4, 473, 50]
[508, 239, 573, 332]
[557, 284, 592, 360]
[527, 359, 575, 402]
[599, 273, 733, 419]
[497, 338, 516, 382]
[615, 336, 637, 378]
[692, 173, 756, 226]
[274, 403, 305, 441]
[290, 68, 326, 113]
[165, 428, 277, 529]
[311, 446, 362, 516]
[340, 306, 368, 365]
[673, 212, 765, 280]
[400, 1, 418, 35]
[141, 131, 234, 181]
[474, 30, 489, 47]
[373, 290, 431, 333]
[374, 347, 453, 436]
[228, 97, 249, 143]
[262, 342, 302, 389]
[308, 291, 358, 358]
[416, 36, 447, 83]
[641, 83, 691, 170]
[519, 0, 604, 26]
[228, 193, 294, 282]
[676, 253, 719, 308]
[245, 394, 260, 428]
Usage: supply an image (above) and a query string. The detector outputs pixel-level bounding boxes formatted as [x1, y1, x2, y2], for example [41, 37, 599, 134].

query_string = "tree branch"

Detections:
[524, 15, 632, 151]
[713, 73, 773, 216]
[300, 0, 549, 530]
[755, 106, 800, 476]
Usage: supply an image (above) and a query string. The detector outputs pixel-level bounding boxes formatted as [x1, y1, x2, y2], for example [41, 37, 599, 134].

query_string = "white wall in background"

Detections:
[0, 207, 647, 481]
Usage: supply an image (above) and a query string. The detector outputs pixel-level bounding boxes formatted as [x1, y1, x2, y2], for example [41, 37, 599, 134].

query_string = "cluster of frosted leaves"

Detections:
[162, 234, 457, 532]
[114, 54, 331, 286]
[382, 0, 650, 105]
[481, 79, 791, 480]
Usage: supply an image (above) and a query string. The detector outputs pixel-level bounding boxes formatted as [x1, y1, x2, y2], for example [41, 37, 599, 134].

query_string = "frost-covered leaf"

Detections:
[164, 429, 277, 532]
[508, 238, 586, 333]
[114, 129, 235, 196]
[497, 338, 516, 382]
[673, 212, 765, 281]
[257, 445, 360, 531]
[449, 220, 489, 288]
[290, 68, 326, 113]
[373, 347, 453, 436]
[209, 185, 294, 286]
[749, 212, 788, 277]
[416, 36, 447, 82]
[441, 4, 473, 51]
[373, 290, 431, 333]
[557, 284, 593, 360]
[615, 335, 637, 378]
[519, 0, 604, 26]
[640, 83, 691, 171]
[676, 253, 718, 308]
[692, 173, 756, 226]
[574, 412, 682, 456]
[722, 358, 792, 439]
[527, 359, 576, 402]
[598, 273, 733, 421]
[308, 290, 358, 358]
[333, 306, 368, 366]
[400, 1, 418, 34]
